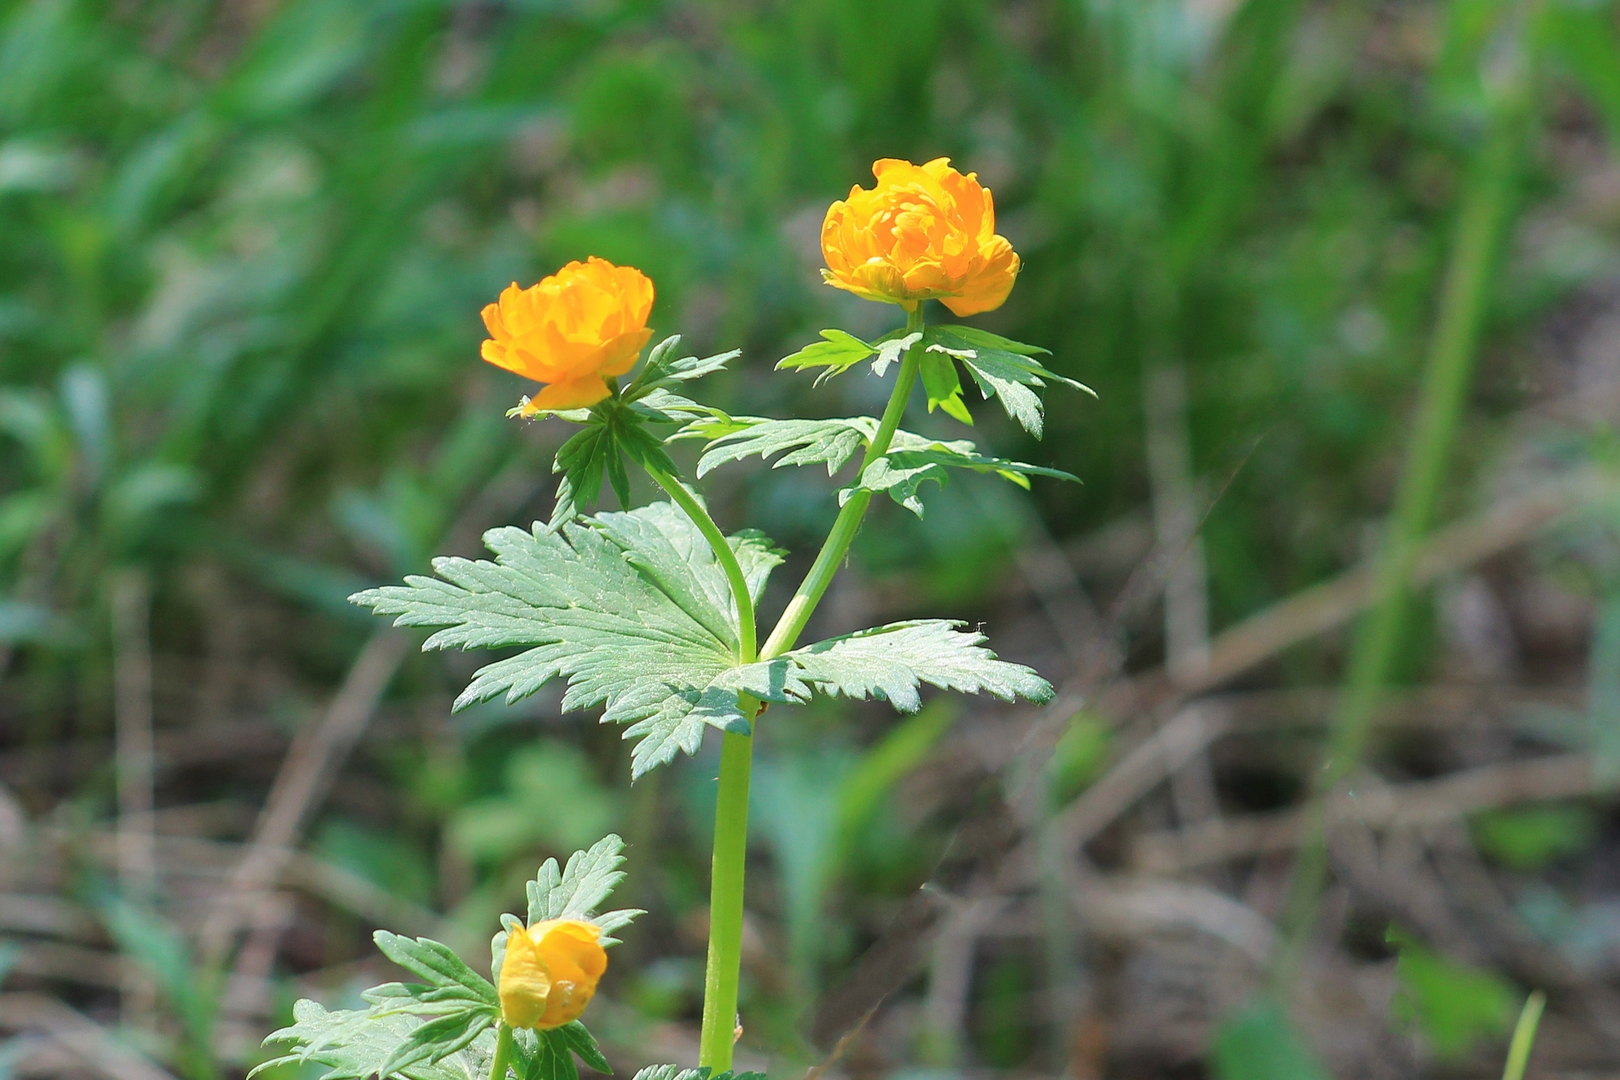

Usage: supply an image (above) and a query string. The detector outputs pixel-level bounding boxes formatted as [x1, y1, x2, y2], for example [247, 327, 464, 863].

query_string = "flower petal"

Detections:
[820, 157, 1017, 312]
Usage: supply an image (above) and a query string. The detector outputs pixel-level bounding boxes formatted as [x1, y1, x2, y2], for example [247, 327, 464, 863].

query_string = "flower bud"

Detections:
[821, 158, 1019, 316]
[498, 919, 607, 1030]
[480, 257, 655, 413]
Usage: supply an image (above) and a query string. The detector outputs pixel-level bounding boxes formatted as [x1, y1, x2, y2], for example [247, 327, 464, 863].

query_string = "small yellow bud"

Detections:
[498, 919, 607, 1030]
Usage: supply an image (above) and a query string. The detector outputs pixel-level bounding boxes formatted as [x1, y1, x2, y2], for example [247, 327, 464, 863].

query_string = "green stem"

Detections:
[488, 1023, 514, 1080]
[695, 304, 927, 1069]
[1272, 99, 1522, 992]
[645, 466, 757, 663]
[697, 729, 755, 1068]
[759, 304, 927, 661]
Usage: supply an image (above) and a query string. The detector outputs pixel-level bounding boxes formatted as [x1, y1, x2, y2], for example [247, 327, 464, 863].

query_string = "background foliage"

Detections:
[3, 0, 1620, 1076]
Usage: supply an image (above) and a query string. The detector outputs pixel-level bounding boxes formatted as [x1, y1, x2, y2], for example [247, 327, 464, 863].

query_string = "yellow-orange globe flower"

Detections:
[498, 919, 607, 1030]
[821, 157, 1020, 317]
[480, 257, 655, 413]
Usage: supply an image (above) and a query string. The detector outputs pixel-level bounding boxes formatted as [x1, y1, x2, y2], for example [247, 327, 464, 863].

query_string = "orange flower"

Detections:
[821, 158, 1020, 317]
[480, 257, 655, 413]
[498, 919, 607, 1030]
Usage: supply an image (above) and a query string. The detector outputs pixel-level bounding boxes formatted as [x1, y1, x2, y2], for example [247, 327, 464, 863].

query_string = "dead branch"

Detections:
[199, 628, 411, 963]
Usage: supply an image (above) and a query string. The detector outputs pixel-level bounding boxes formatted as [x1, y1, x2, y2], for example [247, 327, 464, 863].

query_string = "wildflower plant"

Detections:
[260, 158, 1090, 1076]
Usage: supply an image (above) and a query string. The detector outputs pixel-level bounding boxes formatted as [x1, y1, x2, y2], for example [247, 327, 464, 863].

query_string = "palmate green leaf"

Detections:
[532, 337, 736, 528]
[547, 424, 612, 531]
[853, 434, 1079, 517]
[776, 328, 920, 384]
[924, 325, 1095, 439]
[623, 334, 739, 399]
[681, 418, 1075, 515]
[524, 834, 644, 941]
[264, 837, 637, 1079]
[785, 620, 1053, 711]
[376, 1012, 496, 1078]
[353, 935, 500, 1076]
[867, 330, 923, 378]
[351, 502, 803, 778]
[511, 1023, 613, 1080]
[775, 329, 873, 383]
[547, 412, 683, 531]
[251, 1001, 489, 1080]
[685, 416, 876, 478]
[631, 1067, 768, 1080]
[626, 387, 725, 425]
[369, 933, 499, 1009]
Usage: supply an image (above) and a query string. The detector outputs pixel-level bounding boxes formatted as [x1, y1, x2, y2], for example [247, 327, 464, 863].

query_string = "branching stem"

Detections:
[696, 303, 927, 1069]
[759, 304, 926, 661]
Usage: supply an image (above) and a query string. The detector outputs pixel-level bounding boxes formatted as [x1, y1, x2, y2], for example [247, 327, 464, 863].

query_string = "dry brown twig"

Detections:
[195, 627, 413, 964]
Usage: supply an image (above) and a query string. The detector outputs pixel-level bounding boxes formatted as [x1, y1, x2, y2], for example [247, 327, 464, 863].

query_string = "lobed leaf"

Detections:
[524, 834, 639, 929]
[631, 1069, 700, 1080]
[547, 425, 612, 530]
[491, 834, 647, 987]
[630, 1069, 767, 1080]
[776, 327, 920, 385]
[868, 330, 922, 377]
[925, 325, 1094, 439]
[685, 418, 1076, 515]
[513, 1027, 574, 1080]
[785, 619, 1053, 712]
[688, 416, 876, 478]
[626, 388, 724, 425]
[532, 337, 736, 529]
[351, 502, 796, 778]
[377, 1012, 495, 1078]
[853, 434, 1079, 517]
[775, 329, 876, 384]
[551, 1022, 612, 1074]
[371, 932, 498, 1007]
[252, 1000, 488, 1080]
[624, 334, 739, 398]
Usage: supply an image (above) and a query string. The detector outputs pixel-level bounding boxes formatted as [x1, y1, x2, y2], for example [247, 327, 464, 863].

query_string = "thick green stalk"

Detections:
[487, 1024, 514, 1080]
[1273, 105, 1522, 990]
[645, 466, 758, 663]
[697, 729, 755, 1067]
[696, 304, 927, 1068]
